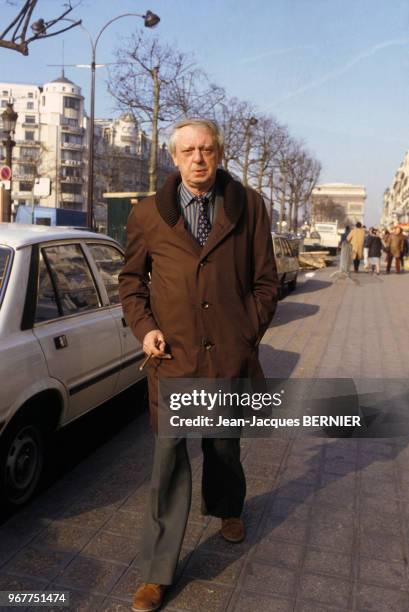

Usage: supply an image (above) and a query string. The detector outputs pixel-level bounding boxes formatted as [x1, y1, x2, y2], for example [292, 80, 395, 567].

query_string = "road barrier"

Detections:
[331, 241, 353, 280]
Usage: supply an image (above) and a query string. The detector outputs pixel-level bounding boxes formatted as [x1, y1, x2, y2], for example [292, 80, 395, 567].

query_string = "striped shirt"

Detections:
[178, 182, 216, 240]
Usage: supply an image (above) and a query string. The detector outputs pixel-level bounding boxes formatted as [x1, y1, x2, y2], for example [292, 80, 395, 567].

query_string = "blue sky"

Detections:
[2, 0, 409, 224]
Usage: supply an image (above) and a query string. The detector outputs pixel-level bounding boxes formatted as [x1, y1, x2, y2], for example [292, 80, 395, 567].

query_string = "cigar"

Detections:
[139, 353, 152, 371]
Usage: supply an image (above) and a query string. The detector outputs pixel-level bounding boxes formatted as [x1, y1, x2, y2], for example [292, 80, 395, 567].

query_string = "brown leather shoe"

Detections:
[132, 583, 166, 612]
[221, 517, 245, 543]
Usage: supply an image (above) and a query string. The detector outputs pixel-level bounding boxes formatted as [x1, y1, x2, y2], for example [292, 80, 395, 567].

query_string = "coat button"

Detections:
[204, 341, 213, 350]
[199, 260, 208, 268]
[202, 301, 210, 309]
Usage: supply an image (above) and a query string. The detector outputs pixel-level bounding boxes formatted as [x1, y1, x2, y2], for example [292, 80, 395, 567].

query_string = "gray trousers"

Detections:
[140, 436, 246, 585]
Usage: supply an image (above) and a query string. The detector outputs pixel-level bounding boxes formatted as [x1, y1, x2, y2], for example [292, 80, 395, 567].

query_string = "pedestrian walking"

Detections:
[118, 118, 279, 612]
[347, 221, 365, 272]
[363, 228, 371, 271]
[386, 226, 406, 274]
[367, 227, 382, 275]
[400, 231, 408, 269]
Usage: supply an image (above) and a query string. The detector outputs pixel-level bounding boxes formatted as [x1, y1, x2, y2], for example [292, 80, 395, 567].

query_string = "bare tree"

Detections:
[251, 117, 288, 194]
[1, 1, 81, 55]
[108, 31, 212, 192]
[167, 69, 225, 119]
[271, 137, 320, 232]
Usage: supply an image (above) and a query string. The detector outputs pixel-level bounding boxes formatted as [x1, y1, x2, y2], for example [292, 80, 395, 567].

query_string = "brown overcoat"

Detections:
[118, 169, 279, 426]
[388, 233, 406, 258]
[347, 227, 365, 259]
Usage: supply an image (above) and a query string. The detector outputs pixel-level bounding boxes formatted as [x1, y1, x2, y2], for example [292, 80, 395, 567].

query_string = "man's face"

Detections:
[171, 125, 222, 194]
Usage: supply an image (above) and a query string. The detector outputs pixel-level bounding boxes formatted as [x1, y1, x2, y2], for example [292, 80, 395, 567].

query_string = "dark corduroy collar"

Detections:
[155, 168, 246, 228]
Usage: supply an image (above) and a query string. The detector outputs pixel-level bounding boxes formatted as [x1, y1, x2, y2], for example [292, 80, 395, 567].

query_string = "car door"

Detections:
[32, 241, 122, 422]
[86, 241, 145, 393]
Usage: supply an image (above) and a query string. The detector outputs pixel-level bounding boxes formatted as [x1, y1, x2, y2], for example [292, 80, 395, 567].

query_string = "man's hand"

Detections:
[143, 329, 172, 359]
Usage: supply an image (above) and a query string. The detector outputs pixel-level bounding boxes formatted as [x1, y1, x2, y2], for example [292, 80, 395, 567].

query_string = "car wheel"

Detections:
[0, 418, 45, 509]
[288, 276, 297, 291]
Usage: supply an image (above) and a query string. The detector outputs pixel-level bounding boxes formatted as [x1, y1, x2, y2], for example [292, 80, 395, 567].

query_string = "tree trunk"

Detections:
[148, 68, 159, 193]
[257, 163, 264, 193]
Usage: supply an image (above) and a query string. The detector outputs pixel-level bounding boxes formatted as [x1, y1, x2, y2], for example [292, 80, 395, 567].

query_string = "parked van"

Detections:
[314, 222, 340, 255]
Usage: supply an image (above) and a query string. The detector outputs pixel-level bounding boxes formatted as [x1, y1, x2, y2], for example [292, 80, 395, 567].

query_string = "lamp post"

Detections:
[242, 116, 258, 187]
[64, 10, 160, 228]
[1, 102, 18, 222]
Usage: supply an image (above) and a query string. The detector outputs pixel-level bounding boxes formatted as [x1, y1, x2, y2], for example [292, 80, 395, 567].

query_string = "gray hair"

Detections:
[168, 118, 224, 155]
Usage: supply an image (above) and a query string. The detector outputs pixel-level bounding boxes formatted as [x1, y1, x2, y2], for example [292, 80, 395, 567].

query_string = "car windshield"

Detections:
[0, 246, 12, 307]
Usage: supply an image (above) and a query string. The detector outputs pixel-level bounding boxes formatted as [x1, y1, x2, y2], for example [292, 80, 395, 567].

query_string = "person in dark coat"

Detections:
[340, 225, 350, 243]
[119, 118, 279, 611]
[367, 227, 382, 275]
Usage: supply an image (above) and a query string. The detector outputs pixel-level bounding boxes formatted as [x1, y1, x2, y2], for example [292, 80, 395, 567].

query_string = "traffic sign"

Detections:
[0, 166, 11, 181]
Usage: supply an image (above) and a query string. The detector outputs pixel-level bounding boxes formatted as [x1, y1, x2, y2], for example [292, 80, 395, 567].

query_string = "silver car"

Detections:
[0, 224, 145, 509]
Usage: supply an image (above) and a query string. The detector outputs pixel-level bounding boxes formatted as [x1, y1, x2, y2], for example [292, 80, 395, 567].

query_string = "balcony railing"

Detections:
[60, 159, 83, 166]
[60, 176, 84, 184]
[60, 193, 84, 204]
[61, 124, 85, 135]
[16, 140, 40, 147]
[61, 142, 84, 150]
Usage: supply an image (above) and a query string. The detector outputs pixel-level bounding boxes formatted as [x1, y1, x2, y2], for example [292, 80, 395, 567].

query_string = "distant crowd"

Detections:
[340, 222, 408, 274]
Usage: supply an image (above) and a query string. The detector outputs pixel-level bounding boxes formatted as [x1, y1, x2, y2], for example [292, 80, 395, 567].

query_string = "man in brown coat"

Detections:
[347, 221, 365, 272]
[386, 226, 406, 273]
[119, 118, 278, 611]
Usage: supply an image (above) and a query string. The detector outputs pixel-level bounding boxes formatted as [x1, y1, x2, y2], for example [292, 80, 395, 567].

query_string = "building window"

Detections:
[2, 90, 8, 96]
[19, 181, 33, 192]
[64, 118, 79, 127]
[27, 101, 34, 109]
[62, 133, 82, 145]
[20, 147, 38, 160]
[25, 115, 36, 124]
[28, 92, 34, 99]
[42, 96, 45, 106]
[63, 97, 80, 110]
[61, 166, 81, 177]
[22, 165, 34, 176]
[1, 100, 7, 108]
[25, 131, 35, 141]
[61, 183, 82, 194]
[61, 150, 82, 161]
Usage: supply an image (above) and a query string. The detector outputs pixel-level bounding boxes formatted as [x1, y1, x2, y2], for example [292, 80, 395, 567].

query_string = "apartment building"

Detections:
[0, 75, 87, 211]
[381, 150, 409, 227]
[0, 76, 174, 222]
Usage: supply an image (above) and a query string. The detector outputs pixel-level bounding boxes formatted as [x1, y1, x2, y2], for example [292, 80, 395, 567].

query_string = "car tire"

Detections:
[0, 417, 45, 509]
[288, 276, 297, 291]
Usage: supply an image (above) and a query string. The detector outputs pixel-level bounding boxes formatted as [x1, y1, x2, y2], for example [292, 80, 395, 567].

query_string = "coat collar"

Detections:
[155, 168, 246, 230]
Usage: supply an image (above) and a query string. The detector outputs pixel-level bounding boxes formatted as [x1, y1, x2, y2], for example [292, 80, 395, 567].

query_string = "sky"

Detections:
[2, 0, 409, 225]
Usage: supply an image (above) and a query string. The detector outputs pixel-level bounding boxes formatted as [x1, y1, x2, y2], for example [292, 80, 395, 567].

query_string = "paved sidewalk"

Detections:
[1, 267, 409, 611]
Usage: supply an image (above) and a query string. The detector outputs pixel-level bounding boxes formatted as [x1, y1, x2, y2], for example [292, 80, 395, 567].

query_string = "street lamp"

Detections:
[1, 102, 18, 222]
[242, 116, 258, 187]
[63, 11, 160, 228]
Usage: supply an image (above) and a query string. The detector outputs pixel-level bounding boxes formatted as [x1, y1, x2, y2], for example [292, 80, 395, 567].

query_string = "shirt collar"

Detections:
[179, 181, 215, 209]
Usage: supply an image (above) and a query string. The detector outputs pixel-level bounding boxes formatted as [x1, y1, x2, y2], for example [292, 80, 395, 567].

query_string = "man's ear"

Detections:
[171, 154, 179, 168]
[217, 147, 224, 165]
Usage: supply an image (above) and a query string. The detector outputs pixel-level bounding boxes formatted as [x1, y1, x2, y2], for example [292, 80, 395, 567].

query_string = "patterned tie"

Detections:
[195, 196, 212, 247]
